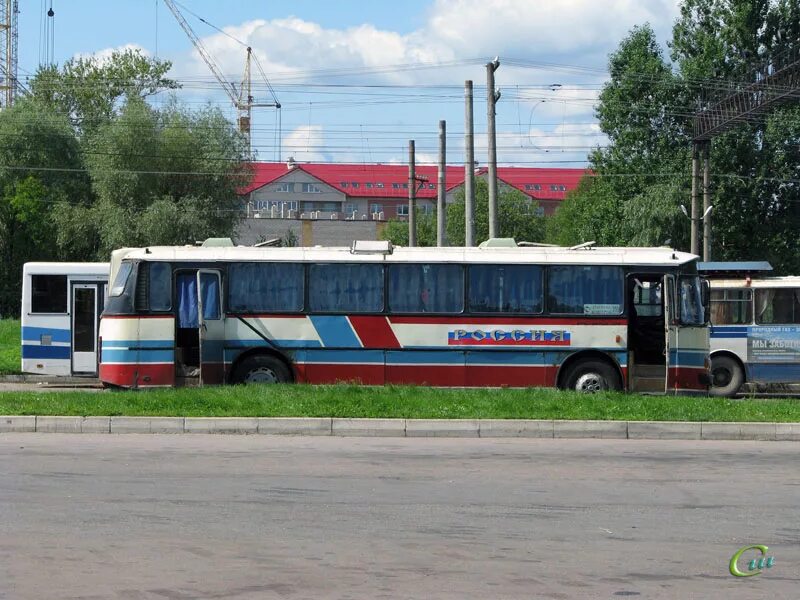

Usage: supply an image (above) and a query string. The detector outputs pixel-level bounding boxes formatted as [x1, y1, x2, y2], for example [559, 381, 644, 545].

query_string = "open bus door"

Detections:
[663, 274, 680, 394]
[197, 270, 225, 385]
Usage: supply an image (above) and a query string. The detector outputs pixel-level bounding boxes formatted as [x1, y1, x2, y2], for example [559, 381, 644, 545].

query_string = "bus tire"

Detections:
[232, 354, 291, 385]
[563, 360, 621, 393]
[709, 355, 743, 398]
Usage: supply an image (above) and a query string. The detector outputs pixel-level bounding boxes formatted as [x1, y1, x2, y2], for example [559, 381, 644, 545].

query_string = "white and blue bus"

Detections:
[99, 240, 710, 394]
[21, 262, 109, 377]
[701, 262, 800, 396]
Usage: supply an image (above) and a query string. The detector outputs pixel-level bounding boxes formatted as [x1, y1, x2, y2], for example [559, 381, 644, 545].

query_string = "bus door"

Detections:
[71, 282, 100, 375]
[197, 270, 225, 385]
[663, 274, 679, 394]
[628, 275, 666, 392]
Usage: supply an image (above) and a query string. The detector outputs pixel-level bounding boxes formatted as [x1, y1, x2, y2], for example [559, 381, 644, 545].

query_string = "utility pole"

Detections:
[702, 141, 711, 261]
[408, 140, 417, 247]
[464, 80, 475, 247]
[486, 58, 500, 239]
[690, 142, 700, 256]
[437, 119, 447, 247]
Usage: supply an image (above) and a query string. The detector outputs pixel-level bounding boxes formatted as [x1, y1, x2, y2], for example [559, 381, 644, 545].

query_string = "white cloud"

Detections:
[74, 43, 150, 64]
[280, 125, 327, 163]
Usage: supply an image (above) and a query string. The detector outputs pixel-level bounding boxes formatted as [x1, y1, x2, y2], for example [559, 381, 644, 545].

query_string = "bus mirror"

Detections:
[701, 279, 711, 312]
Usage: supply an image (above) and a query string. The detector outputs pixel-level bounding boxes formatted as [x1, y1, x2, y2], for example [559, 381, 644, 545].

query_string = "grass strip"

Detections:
[0, 319, 20, 375]
[0, 384, 799, 421]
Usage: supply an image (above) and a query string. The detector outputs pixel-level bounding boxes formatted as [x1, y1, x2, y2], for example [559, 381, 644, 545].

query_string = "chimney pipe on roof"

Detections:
[287, 157, 296, 170]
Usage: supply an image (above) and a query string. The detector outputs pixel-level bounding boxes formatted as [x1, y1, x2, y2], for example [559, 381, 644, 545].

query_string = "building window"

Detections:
[469, 265, 543, 314]
[351, 182, 360, 188]
[428, 183, 436, 189]
[309, 264, 384, 313]
[275, 182, 294, 193]
[376, 183, 384, 188]
[265, 200, 298, 212]
[559, 185, 567, 191]
[340, 182, 348, 188]
[370, 204, 383, 214]
[392, 183, 401, 189]
[344, 203, 358, 215]
[534, 206, 545, 217]
[419, 204, 433, 215]
[388, 264, 464, 313]
[525, 184, 532, 190]
[403, 183, 409, 189]
[397, 205, 409, 216]
[302, 183, 322, 193]
[365, 182, 373, 189]
[550, 184, 558, 191]
[31, 275, 67, 313]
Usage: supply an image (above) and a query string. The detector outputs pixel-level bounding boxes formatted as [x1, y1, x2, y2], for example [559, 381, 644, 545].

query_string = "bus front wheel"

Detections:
[562, 360, 621, 393]
[232, 355, 291, 385]
[709, 355, 743, 398]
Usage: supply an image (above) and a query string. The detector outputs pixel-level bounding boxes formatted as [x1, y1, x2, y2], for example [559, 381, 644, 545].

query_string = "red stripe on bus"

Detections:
[388, 316, 628, 326]
[348, 316, 401, 349]
[669, 366, 708, 392]
[99, 363, 174, 387]
[298, 363, 385, 385]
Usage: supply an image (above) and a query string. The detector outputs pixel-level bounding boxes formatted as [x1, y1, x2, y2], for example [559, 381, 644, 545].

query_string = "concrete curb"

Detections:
[1, 417, 800, 440]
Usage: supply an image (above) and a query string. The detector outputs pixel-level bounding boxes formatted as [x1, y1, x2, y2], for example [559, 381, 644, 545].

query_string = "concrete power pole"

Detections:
[408, 139, 417, 247]
[437, 120, 447, 247]
[690, 142, 700, 256]
[702, 141, 711, 261]
[464, 80, 475, 247]
[486, 58, 500, 239]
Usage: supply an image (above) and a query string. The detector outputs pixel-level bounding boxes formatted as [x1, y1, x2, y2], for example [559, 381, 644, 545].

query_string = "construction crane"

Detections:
[0, 0, 19, 109]
[162, 0, 280, 155]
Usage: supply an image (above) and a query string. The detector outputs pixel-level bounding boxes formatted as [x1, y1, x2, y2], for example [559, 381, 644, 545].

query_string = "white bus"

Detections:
[21, 262, 109, 377]
[99, 240, 710, 394]
[701, 262, 800, 396]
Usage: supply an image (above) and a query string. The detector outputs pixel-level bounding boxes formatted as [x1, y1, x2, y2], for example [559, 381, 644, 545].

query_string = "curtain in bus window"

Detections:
[547, 266, 623, 315]
[227, 263, 304, 312]
[710, 290, 732, 324]
[309, 264, 383, 312]
[199, 273, 220, 320]
[468, 265, 542, 313]
[177, 273, 198, 328]
[388, 264, 464, 313]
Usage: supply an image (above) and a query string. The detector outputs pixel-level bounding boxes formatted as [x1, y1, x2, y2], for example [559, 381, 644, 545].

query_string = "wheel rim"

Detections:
[712, 366, 732, 387]
[575, 372, 607, 393]
[244, 366, 279, 384]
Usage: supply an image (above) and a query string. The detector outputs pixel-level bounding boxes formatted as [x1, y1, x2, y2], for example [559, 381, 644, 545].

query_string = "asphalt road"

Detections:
[0, 436, 798, 600]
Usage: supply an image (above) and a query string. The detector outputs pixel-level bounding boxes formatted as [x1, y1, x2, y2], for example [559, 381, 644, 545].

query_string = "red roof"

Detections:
[241, 162, 589, 200]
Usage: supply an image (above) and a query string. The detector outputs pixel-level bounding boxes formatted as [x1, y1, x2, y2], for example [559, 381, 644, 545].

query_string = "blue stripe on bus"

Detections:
[747, 363, 800, 383]
[101, 340, 174, 349]
[224, 339, 322, 349]
[309, 316, 361, 348]
[669, 349, 707, 368]
[21, 344, 70, 359]
[21, 326, 70, 343]
[101, 349, 174, 364]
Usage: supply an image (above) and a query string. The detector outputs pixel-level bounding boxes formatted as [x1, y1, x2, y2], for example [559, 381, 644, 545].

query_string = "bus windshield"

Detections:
[679, 276, 706, 326]
[110, 262, 133, 297]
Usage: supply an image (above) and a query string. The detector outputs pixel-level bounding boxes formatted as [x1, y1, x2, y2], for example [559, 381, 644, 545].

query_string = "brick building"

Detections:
[240, 160, 587, 221]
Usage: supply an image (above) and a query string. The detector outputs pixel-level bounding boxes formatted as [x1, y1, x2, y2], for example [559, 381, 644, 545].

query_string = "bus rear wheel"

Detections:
[709, 355, 743, 398]
[232, 355, 291, 385]
[562, 360, 621, 393]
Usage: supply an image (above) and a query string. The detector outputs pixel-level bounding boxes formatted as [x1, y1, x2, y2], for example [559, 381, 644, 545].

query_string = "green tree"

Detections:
[29, 48, 178, 136]
[76, 97, 249, 257]
[380, 210, 437, 246]
[0, 99, 90, 316]
[554, 4, 800, 273]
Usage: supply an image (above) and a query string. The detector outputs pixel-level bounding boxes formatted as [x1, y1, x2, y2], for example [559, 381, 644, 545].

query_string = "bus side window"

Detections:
[31, 275, 67, 313]
[711, 289, 752, 325]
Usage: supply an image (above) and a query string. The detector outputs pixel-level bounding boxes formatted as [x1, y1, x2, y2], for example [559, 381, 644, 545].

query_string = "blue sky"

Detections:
[17, 1, 682, 166]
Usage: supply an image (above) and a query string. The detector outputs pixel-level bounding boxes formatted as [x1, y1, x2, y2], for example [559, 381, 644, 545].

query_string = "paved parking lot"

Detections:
[1, 435, 798, 599]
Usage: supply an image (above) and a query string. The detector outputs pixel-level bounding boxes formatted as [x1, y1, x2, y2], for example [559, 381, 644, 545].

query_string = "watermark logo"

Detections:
[729, 544, 775, 577]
